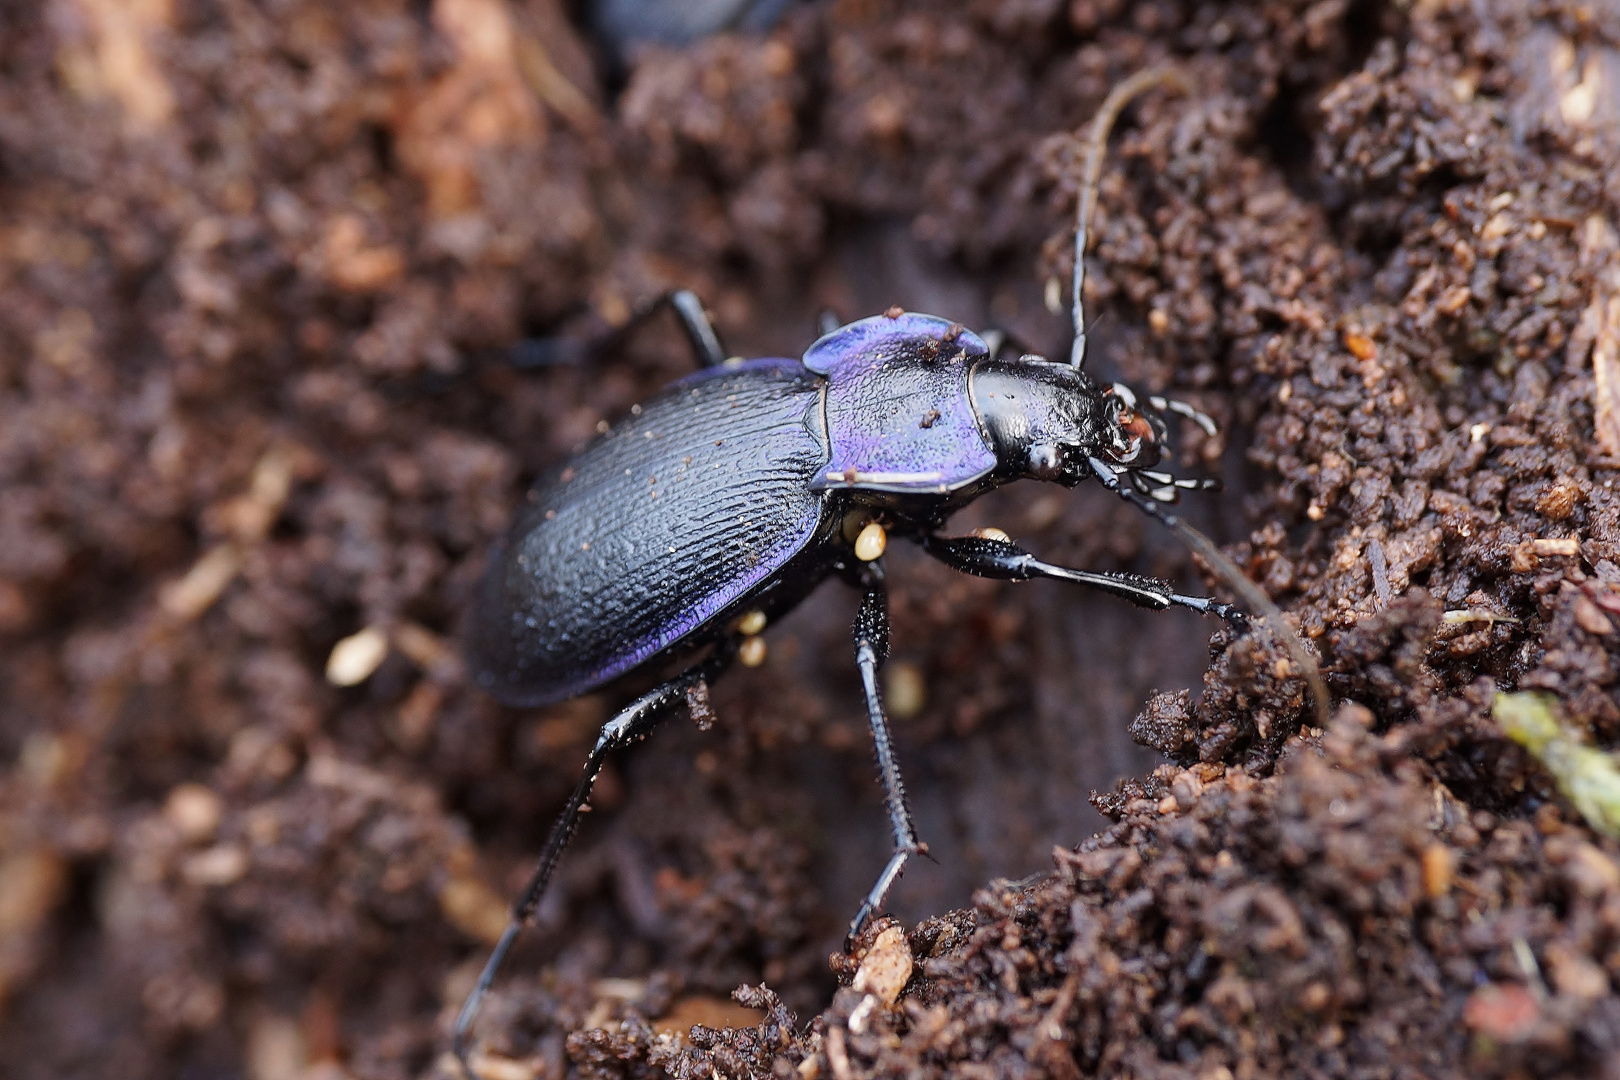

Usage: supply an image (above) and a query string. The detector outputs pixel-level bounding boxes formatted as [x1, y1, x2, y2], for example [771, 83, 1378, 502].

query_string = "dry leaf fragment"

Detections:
[325, 627, 389, 686]
[852, 925, 913, 1005]
[58, 0, 176, 130]
[159, 545, 243, 621]
[439, 875, 508, 945]
[1574, 595, 1615, 635]
[1577, 215, 1620, 455]
[1593, 291, 1620, 456]
[1343, 331, 1377, 360]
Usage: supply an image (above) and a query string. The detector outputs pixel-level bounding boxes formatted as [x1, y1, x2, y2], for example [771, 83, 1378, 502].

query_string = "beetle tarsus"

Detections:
[1170, 594, 1247, 625]
[1091, 457, 1330, 723]
[847, 841, 929, 948]
[452, 920, 523, 1080]
[846, 563, 927, 944]
[452, 646, 735, 1078]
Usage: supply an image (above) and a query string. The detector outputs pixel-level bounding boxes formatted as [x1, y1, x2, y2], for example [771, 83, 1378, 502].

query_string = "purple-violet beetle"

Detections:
[451, 68, 1318, 1075]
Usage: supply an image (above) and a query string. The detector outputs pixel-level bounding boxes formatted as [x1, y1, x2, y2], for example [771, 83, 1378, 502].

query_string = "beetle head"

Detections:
[971, 360, 1169, 486]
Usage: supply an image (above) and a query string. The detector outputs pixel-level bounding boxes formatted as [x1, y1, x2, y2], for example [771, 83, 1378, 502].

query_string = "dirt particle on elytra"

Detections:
[685, 677, 716, 732]
[5, 1, 1620, 1079]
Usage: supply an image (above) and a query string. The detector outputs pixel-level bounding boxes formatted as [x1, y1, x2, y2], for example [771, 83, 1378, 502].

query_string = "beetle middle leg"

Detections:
[663, 289, 729, 368]
[453, 646, 733, 1079]
[511, 288, 729, 370]
[920, 533, 1245, 624]
[846, 559, 930, 944]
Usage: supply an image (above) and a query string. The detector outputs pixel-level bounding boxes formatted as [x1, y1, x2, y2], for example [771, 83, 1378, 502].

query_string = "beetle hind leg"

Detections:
[845, 560, 930, 946]
[452, 646, 734, 1079]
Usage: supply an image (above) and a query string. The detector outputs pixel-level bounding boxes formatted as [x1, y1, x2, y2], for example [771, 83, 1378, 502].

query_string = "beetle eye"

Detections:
[1027, 443, 1063, 480]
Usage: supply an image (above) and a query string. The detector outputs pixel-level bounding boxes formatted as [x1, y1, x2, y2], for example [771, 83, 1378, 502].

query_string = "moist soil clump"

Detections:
[4, 1, 1620, 1078]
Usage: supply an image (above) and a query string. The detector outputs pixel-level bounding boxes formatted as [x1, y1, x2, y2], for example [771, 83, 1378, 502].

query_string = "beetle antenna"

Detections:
[1087, 456, 1331, 727]
[1168, 517, 1331, 729]
[1070, 66, 1189, 369]
[1072, 75, 1326, 725]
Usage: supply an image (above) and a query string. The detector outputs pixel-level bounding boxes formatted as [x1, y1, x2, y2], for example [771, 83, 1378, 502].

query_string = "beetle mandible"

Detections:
[453, 67, 1307, 1073]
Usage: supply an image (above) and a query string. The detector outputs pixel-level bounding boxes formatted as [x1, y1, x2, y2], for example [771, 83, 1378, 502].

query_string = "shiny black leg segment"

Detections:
[846, 561, 929, 945]
[510, 289, 727, 371]
[921, 533, 1245, 625]
[667, 289, 728, 368]
[452, 647, 733, 1080]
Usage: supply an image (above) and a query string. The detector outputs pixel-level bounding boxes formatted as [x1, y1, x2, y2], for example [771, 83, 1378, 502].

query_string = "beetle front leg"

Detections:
[921, 533, 1245, 625]
[847, 560, 929, 945]
[453, 647, 733, 1080]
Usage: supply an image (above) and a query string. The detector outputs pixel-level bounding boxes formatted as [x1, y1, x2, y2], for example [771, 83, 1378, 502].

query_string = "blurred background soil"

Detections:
[4, 0, 1620, 1077]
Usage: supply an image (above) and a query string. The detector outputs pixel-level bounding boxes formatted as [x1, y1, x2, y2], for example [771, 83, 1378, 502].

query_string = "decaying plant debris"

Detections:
[3, 1, 1620, 1078]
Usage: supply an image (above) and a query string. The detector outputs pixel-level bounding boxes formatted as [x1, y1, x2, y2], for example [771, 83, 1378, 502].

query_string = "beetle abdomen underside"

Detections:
[466, 359, 830, 706]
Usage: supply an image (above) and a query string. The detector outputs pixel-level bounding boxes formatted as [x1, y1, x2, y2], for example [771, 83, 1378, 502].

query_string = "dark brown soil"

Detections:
[4, 1, 1620, 1078]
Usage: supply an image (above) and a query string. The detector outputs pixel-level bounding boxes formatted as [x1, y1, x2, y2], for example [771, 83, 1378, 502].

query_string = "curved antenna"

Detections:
[1070, 66, 1190, 368]
[1168, 517, 1332, 729]
[1068, 71, 1330, 728]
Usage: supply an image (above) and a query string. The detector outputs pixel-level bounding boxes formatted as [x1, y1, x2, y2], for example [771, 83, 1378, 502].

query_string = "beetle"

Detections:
[452, 68, 1320, 1073]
